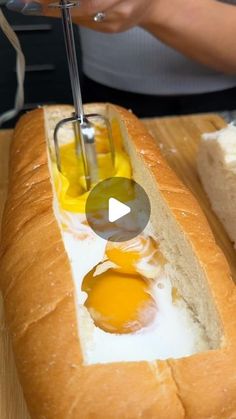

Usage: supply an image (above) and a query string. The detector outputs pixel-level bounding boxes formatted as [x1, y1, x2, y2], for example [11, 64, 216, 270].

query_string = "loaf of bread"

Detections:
[197, 123, 236, 249]
[0, 104, 236, 419]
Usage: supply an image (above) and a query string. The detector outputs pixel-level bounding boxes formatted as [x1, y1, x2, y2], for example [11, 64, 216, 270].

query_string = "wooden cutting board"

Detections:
[0, 114, 235, 419]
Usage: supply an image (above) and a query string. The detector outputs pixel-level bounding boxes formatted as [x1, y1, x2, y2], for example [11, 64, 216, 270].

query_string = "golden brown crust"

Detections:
[107, 103, 236, 344]
[169, 350, 236, 419]
[0, 105, 236, 418]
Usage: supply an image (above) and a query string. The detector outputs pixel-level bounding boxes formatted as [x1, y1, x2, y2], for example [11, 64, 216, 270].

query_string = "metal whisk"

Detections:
[51, 0, 115, 190]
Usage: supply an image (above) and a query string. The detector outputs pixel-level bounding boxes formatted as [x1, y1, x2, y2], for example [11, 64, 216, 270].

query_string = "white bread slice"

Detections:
[197, 124, 236, 249]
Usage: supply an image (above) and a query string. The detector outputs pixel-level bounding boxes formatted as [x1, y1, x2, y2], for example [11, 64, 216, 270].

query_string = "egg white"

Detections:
[57, 207, 209, 365]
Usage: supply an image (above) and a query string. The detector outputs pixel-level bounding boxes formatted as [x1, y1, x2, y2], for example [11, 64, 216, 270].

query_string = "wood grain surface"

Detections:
[0, 114, 235, 419]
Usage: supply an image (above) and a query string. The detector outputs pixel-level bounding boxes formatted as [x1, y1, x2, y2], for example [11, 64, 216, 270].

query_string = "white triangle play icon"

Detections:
[108, 197, 131, 223]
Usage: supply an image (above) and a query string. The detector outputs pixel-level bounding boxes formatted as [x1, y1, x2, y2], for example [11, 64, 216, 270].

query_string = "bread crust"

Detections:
[0, 104, 236, 418]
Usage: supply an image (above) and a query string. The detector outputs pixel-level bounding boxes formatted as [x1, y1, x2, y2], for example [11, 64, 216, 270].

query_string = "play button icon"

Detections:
[108, 198, 131, 223]
[85, 177, 151, 242]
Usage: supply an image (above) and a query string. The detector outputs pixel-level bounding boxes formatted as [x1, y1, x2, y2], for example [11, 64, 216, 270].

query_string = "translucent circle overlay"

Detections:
[85, 177, 151, 242]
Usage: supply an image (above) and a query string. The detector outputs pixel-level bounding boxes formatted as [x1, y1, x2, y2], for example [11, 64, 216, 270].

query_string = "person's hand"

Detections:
[7, 0, 236, 74]
[7, 0, 158, 33]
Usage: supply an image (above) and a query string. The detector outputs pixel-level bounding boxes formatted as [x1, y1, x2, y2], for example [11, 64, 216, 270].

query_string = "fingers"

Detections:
[37, 0, 120, 18]
[73, 0, 119, 15]
[6, 0, 119, 18]
[72, 0, 149, 33]
[6, 0, 153, 33]
[43, 0, 128, 32]
[7, 0, 44, 15]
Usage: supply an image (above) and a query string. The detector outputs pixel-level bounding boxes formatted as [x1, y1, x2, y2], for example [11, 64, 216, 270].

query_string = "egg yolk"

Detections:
[106, 235, 165, 275]
[81, 235, 164, 334]
[83, 269, 156, 334]
[53, 118, 131, 213]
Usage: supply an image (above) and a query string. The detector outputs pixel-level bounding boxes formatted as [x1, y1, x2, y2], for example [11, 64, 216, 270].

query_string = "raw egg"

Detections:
[54, 124, 132, 213]
[106, 235, 165, 278]
[82, 268, 156, 334]
[81, 235, 165, 334]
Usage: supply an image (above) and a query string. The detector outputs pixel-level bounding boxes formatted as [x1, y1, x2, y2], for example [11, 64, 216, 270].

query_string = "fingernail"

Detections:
[7, 0, 25, 12]
[22, 1, 42, 15]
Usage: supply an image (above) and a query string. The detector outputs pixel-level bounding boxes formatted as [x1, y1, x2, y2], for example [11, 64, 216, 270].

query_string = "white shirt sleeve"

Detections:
[79, 26, 236, 96]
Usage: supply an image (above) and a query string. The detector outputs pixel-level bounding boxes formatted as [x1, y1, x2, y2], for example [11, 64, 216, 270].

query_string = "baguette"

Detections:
[0, 104, 236, 419]
[197, 124, 236, 249]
